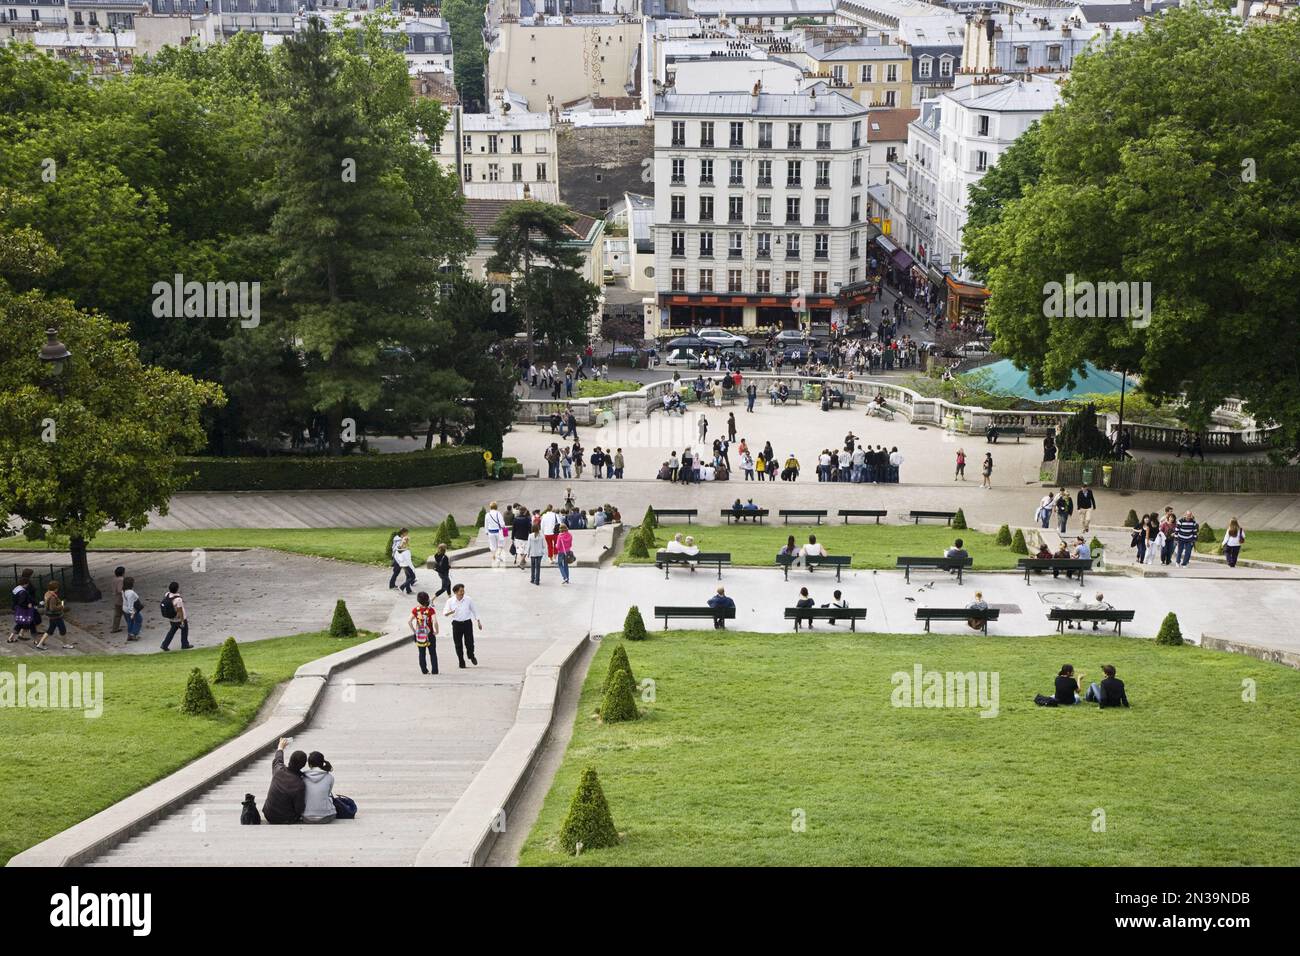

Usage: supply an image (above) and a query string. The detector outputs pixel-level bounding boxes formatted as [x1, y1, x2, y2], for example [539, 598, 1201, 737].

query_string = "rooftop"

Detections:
[943, 76, 1063, 113]
[463, 111, 553, 131]
[688, 0, 836, 13]
[655, 86, 867, 118]
[803, 38, 910, 61]
[865, 107, 921, 142]
[464, 199, 601, 244]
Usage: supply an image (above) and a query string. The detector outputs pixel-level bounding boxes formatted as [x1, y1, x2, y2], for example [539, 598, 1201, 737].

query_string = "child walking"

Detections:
[409, 591, 439, 675]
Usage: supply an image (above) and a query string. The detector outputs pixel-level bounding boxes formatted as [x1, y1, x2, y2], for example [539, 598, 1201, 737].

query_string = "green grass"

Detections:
[521, 630, 1300, 866]
[617, 524, 1020, 570]
[1196, 530, 1300, 566]
[0, 629, 374, 864]
[577, 379, 641, 399]
[0, 526, 471, 567]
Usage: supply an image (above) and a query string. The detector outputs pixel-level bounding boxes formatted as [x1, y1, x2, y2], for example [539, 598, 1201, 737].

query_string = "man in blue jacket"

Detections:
[707, 586, 735, 630]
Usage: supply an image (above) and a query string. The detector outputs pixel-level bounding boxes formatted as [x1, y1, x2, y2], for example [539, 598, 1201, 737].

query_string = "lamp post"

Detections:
[38, 328, 101, 601]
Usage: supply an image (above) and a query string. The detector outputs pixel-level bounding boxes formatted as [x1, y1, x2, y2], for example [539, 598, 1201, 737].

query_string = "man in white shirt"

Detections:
[803, 535, 828, 566]
[443, 584, 482, 668]
[664, 533, 686, 554]
[889, 447, 903, 482]
[484, 501, 506, 565]
[540, 506, 560, 563]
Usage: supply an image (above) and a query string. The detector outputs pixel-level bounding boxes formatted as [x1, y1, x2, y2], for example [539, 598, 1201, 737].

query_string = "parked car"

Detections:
[774, 329, 818, 345]
[663, 348, 703, 367]
[697, 328, 751, 348]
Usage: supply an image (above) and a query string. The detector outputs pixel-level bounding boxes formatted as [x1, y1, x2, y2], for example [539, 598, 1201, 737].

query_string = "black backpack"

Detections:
[1034, 693, 1059, 708]
[160, 594, 177, 619]
[240, 794, 261, 825]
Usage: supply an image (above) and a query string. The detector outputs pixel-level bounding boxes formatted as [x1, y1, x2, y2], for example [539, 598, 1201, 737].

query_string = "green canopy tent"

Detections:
[965, 360, 1126, 403]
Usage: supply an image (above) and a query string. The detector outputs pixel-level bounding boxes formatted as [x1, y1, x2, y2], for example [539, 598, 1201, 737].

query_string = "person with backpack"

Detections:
[34, 580, 65, 650]
[121, 575, 143, 642]
[409, 591, 439, 675]
[159, 581, 192, 651]
[7, 568, 39, 644]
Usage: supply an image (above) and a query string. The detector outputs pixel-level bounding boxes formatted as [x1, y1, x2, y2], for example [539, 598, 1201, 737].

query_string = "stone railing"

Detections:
[1101, 416, 1282, 454]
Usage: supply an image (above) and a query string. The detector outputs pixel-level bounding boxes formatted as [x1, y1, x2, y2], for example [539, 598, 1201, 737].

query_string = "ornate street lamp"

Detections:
[39, 327, 72, 377]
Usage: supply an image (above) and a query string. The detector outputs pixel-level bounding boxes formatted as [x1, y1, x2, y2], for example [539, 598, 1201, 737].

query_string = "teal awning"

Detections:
[966, 360, 1125, 403]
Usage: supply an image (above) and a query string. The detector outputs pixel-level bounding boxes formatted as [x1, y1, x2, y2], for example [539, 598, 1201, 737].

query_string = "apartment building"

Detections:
[800, 34, 913, 109]
[432, 95, 562, 203]
[687, 0, 836, 26]
[651, 84, 877, 333]
[486, 14, 642, 113]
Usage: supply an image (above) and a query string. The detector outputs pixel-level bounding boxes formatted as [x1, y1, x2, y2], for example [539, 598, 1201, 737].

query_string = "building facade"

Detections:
[651, 85, 877, 333]
[486, 15, 642, 113]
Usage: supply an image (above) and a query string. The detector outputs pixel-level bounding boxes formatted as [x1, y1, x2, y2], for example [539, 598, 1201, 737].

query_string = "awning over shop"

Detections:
[874, 234, 898, 255]
[926, 265, 946, 286]
[890, 248, 914, 272]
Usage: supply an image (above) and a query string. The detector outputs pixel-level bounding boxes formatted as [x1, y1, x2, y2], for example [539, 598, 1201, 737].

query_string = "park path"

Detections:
[90, 564, 602, 867]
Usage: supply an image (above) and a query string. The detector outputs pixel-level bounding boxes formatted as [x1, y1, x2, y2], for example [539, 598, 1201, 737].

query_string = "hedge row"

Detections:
[180, 447, 497, 492]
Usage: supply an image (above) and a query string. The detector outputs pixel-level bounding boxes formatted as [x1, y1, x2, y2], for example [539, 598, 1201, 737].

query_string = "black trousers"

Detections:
[162, 620, 191, 649]
[434, 573, 452, 597]
[418, 639, 439, 674]
[451, 619, 476, 665]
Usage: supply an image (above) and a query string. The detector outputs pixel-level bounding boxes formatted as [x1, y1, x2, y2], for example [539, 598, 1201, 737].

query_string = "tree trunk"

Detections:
[66, 535, 102, 602]
[425, 421, 436, 450]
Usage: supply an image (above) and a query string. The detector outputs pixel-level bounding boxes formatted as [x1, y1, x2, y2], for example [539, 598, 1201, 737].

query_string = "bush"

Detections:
[1197, 522, 1216, 543]
[995, 524, 1012, 546]
[622, 606, 647, 642]
[1010, 528, 1029, 554]
[951, 508, 967, 530]
[627, 534, 649, 559]
[329, 599, 357, 638]
[558, 767, 620, 855]
[642, 505, 658, 529]
[443, 514, 460, 538]
[1056, 403, 1112, 460]
[433, 520, 453, 547]
[600, 667, 638, 722]
[1089, 537, 1104, 552]
[212, 637, 248, 685]
[1155, 612, 1184, 646]
[1123, 509, 1140, 528]
[181, 668, 218, 716]
[179, 446, 489, 492]
[604, 644, 636, 691]
[476, 507, 486, 528]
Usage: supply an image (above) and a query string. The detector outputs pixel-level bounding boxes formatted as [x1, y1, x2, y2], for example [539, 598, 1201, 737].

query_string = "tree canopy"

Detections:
[963, 8, 1300, 450]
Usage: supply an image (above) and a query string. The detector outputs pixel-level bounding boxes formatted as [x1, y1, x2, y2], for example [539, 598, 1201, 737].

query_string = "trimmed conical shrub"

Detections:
[623, 606, 647, 641]
[434, 520, 453, 547]
[330, 599, 357, 638]
[1089, 537, 1104, 553]
[1197, 522, 1215, 543]
[1155, 612, 1183, 646]
[443, 514, 459, 538]
[212, 637, 248, 685]
[475, 507, 486, 529]
[995, 524, 1012, 546]
[642, 505, 658, 529]
[627, 534, 649, 559]
[604, 644, 636, 692]
[558, 767, 619, 855]
[181, 667, 218, 716]
[1123, 509, 1139, 528]
[951, 508, 967, 530]
[600, 667, 638, 722]
[1010, 529, 1029, 554]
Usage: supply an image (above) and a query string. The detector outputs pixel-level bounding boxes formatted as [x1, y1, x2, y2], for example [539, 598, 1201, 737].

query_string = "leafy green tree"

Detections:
[519, 267, 601, 356]
[486, 201, 590, 366]
[963, 122, 1045, 282]
[964, 9, 1300, 452]
[442, 0, 487, 110]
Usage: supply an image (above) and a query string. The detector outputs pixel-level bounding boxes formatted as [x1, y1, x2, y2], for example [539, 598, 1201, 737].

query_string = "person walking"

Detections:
[121, 575, 143, 642]
[34, 580, 65, 650]
[510, 505, 532, 570]
[409, 591, 440, 675]
[755, 451, 766, 482]
[484, 502, 507, 566]
[1076, 483, 1096, 533]
[1222, 518, 1246, 567]
[159, 581, 192, 651]
[1174, 510, 1199, 567]
[613, 448, 625, 479]
[554, 523, 574, 585]
[432, 543, 452, 598]
[443, 583, 481, 668]
[698, 415, 709, 444]
[394, 533, 417, 593]
[110, 565, 126, 633]
[7, 568, 39, 644]
[527, 517, 547, 585]
[1160, 510, 1177, 565]
[980, 452, 993, 489]
[1055, 488, 1073, 534]
[746, 382, 757, 413]
[727, 412, 737, 443]
[955, 448, 967, 481]
[388, 527, 408, 590]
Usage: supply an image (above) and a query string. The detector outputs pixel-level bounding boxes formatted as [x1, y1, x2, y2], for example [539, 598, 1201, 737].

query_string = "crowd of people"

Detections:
[653, 430, 906, 485]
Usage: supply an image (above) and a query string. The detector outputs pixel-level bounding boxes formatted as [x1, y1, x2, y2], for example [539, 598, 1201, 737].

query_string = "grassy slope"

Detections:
[1196, 530, 1300, 566]
[619, 524, 1020, 570]
[0, 527, 471, 567]
[577, 379, 641, 399]
[0, 630, 371, 864]
[521, 630, 1300, 866]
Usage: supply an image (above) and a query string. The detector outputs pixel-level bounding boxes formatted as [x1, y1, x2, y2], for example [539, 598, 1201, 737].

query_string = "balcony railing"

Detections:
[816, 140, 831, 150]
[756, 250, 771, 259]
[758, 138, 772, 149]
[700, 176, 714, 186]
[815, 178, 830, 188]
[728, 213, 743, 223]
[700, 212, 714, 222]
[787, 138, 802, 149]
[851, 176, 862, 186]
[814, 251, 829, 260]
[814, 214, 829, 225]
[671, 248, 686, 258]
[757, 176, 772, 187]
[786, 178, 801, 188]
[700, 138, 715, 148]
[730, 139, 744, 148]
[671, 211, 685, 221]
[729, 177, 743, 186]
[785, 249, 801, 260]
[729, 249, 743, 259]
[671, 137, 686, 147]
[670, 176, 685, 185]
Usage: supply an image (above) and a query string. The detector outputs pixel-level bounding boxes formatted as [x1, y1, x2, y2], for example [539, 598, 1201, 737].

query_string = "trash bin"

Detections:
[1082, 466, 1094, 485]
[1101, 464, 1113, 488]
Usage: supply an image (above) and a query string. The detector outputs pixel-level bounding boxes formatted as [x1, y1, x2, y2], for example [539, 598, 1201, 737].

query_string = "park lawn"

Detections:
[1197, 530, 1300, 567]
[618, 523, 1020, 570]
[521, 630, 1300, 867]
[0, 629, 374, 865]
[577, 379, 641, 399]
[0, 526, 471, 567]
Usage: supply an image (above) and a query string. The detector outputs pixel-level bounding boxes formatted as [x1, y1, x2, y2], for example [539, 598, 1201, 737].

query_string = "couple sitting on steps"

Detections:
[257, 737, 358, 824]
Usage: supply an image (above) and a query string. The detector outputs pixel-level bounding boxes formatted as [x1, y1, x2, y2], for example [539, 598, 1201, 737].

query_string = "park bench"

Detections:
[769, 391, 801, 406]
[915, 606, 1001, 635]
[722, 508, 769, 524]
[1017, 558, 1093, 586]
[651, 507, 698, 524]
[655, 550, 731, 580]
[908, 510, 959, 525]
[784, 607, 869, 631]
[536, 414, 561, 432]
[779, 508, 829, 525]
[987, 426, 1026, 443]
[838, 509, 888, 524]
[776, 553, 853, 582]
[653, 605, 737, 630]
[896, 555, 974, 585]
[1047, 608, 1136, 636]
[819, 390, 856, 409]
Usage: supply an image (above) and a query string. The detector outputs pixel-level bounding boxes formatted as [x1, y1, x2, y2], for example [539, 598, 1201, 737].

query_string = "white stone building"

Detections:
[651, 84, 877, 333]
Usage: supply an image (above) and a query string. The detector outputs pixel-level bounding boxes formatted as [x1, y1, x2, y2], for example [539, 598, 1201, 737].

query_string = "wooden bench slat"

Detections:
[782, 607, 867, 631]
[838, 509, 887, 524]
[915, 607, 1001, 634]
[896, 555, 973, 584]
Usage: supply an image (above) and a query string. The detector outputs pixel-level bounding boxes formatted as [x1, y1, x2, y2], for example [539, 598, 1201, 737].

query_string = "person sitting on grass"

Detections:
[795, 587, 816, 628]
[965, 591, 989, 631]
[1054, 664, 1081, 705]
[707, 586, 735, 630]
[944, 538, 969, 574]
[1084, 663, 1130, 708]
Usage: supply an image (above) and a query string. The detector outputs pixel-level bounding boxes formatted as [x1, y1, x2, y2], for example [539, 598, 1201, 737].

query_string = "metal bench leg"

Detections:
[835, 565, 841, 582]
[983, 619, 988, 636]
[905, 566, 910, 584]
[924, 617, 931, 633]
[716, 563, 722, 581]
[850, 617, 856, 632]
